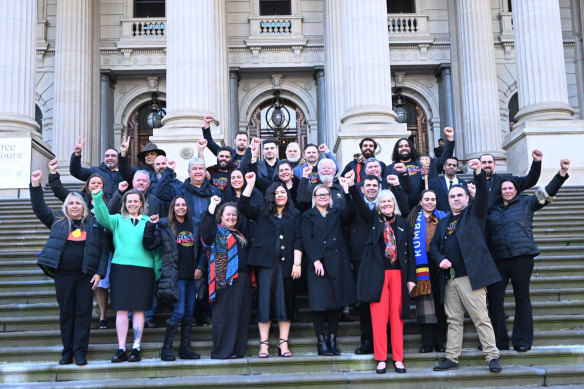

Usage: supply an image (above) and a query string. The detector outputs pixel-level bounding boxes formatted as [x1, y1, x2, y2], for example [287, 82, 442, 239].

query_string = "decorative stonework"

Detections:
[228, 46, 324, 67]
[100, 49, 167, 70]
[180, 146, 194, 160]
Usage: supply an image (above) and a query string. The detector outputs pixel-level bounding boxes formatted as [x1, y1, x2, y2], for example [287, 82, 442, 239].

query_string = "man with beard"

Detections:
[201, 114, 248, 168]
[476, 151, 542, 208]
[239, 139, 281, 185]
[118, 136, 166, 194]
[342, 137, 386, 184]
[293, 143, 338, 183]
[427, 157, 467, 213]
[285, 142, 304, 168]
[206, 147, 235, 191]
[69, 137, 123, 199]
[297, 158, 347, 210]
[385, 127, 455, 209]
[152, 155, 182, 215]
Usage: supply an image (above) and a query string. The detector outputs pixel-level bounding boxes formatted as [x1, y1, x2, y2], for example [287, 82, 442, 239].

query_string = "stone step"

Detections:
[0, 348, 583, 387]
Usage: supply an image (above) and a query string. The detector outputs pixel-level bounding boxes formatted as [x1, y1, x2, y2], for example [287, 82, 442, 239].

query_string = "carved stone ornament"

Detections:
[180, 146, 194, 160]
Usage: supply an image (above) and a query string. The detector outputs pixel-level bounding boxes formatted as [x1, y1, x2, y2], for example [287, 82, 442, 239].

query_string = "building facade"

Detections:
[1, 0, 583, 196]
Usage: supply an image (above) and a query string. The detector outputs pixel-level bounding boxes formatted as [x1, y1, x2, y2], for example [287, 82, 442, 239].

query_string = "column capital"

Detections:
[434, 64, 451, 78]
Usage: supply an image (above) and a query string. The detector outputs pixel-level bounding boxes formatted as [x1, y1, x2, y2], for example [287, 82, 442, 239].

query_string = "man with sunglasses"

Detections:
[429, 159, 502, 373]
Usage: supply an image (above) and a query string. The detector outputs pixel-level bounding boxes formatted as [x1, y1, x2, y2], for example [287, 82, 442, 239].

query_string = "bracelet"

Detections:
[293, 263, 301, 267]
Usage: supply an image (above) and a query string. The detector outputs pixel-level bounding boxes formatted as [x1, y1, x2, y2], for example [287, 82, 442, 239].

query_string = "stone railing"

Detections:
[387, 14, 429, 35]
[117, 18, 166, 49]
[248, 16, 304, 38]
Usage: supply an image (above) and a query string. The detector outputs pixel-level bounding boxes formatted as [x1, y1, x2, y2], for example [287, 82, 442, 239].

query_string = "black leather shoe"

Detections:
[514, 346, 530, 352]
[128, 348, 141, 362]
[393, 362, 406, 374]
[317, 335, 333, 356]
[111, 349, 127, 363]
[434, 358, 459, 371]
[145, 318, 156, 328]
[75, 358, 87, 366]
[354, 340, 373, 355]
[419, 346, 433, 353]
[59, 356, 73, 365]
[434, 345, 446, 352]
[488, 358, 502, 372]
[376, 361, 386, 374]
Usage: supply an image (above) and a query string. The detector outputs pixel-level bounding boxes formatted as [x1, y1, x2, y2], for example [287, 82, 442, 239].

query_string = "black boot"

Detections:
[328, 333, 340, 355]
[179, 318, 200, 359]
[317, 335, 333, 356]
[161, 321, 178, 361]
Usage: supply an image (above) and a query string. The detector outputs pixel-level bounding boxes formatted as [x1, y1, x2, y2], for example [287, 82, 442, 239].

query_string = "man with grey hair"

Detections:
[297, 158, 347, 210]
[108, 170, 162, 217]
[285, 142, 304, 168]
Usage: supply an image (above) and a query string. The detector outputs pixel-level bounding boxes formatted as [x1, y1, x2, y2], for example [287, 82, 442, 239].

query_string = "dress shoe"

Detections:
[488, 358, 502, 372]
[419, 346, 433, 353]
[128, 348, 142, 362]
[316, 335, 333, 356]
[145, 318, 156, 328]
[434, 358, 459, 371]
[514, 346, 530, 352]
[59, 356, 73, 365]
[376, 361, 386, 374]
[111, 349, 128, 363]
[434, 345, 446, 352]
[354, 340, 373, 355]
[75, 358, 87, 366]
[340, 311, 357, 322]
[394, 361, 406, 374]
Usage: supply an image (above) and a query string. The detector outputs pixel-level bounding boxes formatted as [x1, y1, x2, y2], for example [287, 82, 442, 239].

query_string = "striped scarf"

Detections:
[204, 224, 241, 303]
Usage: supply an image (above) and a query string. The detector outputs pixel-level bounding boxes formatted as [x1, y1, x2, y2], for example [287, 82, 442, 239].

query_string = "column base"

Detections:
[503, 119, 584, 185]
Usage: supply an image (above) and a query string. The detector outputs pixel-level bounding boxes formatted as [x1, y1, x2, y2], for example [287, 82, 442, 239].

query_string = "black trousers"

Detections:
[487, 256, 534, 350]
[352, 261, 373, 342]
[312, 309, 340, 337]
[210, 271, 252, 359]
[54, 271, 94, 361]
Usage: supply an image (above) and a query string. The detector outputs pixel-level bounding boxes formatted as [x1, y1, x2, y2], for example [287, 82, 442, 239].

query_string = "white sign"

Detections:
[0, 138, 31, 189]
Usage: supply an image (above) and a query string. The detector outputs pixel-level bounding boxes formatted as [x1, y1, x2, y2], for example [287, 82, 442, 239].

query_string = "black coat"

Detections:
[69, 153, 124, 199]
[239, 147, 279, 185]
[118, 155, 159, 192]
[349, 185, 416, 319]
[428, 171, 501, 304]
[108, 188, 162, 217]
[487, 172, 568, 262]
[238, 194, 302, 276]
[427, 176, 467, 213]
[30, 184, 109, 279]
[143, 218, 204, 303]
[297, 178, 347, 211]
[301, 203, 356, 311]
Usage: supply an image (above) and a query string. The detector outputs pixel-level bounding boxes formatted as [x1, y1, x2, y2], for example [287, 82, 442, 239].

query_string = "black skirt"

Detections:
[256, 261, 295, 322]
[110, 263, 154, 311]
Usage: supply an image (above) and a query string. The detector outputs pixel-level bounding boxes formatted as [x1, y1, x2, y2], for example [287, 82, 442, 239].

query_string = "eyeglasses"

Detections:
[313, 193, 330, 198]
[449, 267, 455, 280]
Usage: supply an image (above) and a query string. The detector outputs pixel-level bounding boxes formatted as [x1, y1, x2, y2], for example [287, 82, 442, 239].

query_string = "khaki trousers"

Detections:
[444, 276, 499, 363]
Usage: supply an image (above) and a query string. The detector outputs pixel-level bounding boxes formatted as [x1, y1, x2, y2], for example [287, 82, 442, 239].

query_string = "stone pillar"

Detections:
[456, 0, 504, 161]
[53, 0, 93, 179]
[0, 1, 50, 196]
[229, 69, 240, 136]
[324, 0, 344, 151]
[214, 0, 230, 146]
[436, 65, 454, 133]
[100, 73, 115, 157]
[504, 0, 584, 184]
[315, 66, 327, 147]
[153, 0, 217, 179]
[335, 0, 407, 165]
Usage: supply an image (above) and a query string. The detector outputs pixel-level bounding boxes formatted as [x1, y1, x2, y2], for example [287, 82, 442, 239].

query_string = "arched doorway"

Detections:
[126, 98, 166, 166]
[393, 95, 429, 155]
[248, 97, 307, 160]
[508, 93, 519, 131]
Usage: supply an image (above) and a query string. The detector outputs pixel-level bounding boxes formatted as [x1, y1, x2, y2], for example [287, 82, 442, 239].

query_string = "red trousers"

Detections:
[370, 269, 404, 362]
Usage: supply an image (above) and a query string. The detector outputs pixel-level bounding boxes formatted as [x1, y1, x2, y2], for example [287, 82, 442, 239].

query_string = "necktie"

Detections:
[449, 180, 454, 189]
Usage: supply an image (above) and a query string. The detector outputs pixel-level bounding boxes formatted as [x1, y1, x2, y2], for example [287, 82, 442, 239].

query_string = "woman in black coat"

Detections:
[301, 182, 356, 355]
[30, 170, 108, 366]
[200, 196, 253, 359]
[487, 159, 570, 352]
[143, 196, 203, 361]
[238, 172, 303, 358]
[349, 174, 416, 374]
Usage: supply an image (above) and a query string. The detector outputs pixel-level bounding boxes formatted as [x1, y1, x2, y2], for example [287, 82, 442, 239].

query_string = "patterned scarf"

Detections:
[204, 224, 241, 303]
[353, 154, 366, 183]
[382, 214, 397, 264]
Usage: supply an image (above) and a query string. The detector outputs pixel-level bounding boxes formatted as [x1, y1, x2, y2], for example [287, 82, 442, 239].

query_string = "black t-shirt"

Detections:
[58, 221, 86, 273]
[209, 170, 230, 191]
[443, 214, 467, 278]
[266, 162, 277, 182]
[233, 153, 243, 168]
[175, 220, 196, 280]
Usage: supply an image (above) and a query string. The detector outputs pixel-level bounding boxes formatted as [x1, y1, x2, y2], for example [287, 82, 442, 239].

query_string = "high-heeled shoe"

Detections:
[376, 361, 386, 374]
[394, 361, 406, 373]
[258, 340, 269, 358]
[277, 338, 292, 357]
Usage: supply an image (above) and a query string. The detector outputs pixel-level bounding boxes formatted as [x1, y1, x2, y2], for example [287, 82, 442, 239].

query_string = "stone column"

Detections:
[504, 0, 584, 184]
[0, 1, 48, 195]
[336, 0, 407, 165]
[52, 0, 93, 178]
[435, 65, 454, 132]
[456, 0, 504, 161]
[153, 0, 217, 179]
[315, 66, 327, 147]
[100, 73, 115, 157]
[229, 68, 240, 136]
[324, 0, 343, 151]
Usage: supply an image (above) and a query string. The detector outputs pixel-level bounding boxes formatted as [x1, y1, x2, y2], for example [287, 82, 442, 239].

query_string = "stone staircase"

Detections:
[0, 186, 584, 388]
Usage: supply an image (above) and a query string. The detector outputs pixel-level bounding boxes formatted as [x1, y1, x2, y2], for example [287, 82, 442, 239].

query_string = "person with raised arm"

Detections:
[201, 114, 248, 168]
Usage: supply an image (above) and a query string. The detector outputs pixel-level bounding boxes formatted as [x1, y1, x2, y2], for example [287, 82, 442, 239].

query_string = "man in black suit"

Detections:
[427, 157, 467, 213]
[239, 138, 280, 185]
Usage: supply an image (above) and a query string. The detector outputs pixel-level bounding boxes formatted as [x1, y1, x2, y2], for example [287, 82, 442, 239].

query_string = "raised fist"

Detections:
[393, 163, 406, 174]
[338, 176, 348, 191]
[560, 158, 571, 172]
[467, 183, 476, 198]
[443, 127, 454, 140]
[204, 114, 214, 126]
[149, 214, 159, 224]
[245, 172, 256, 185]
[118, 181, 129, 192]
[31, 170, 42, 186]
[48, 159, 58, 174]
[73, 136, 86, 156]
[210, 195, 222, 206]
[468, 159, 481, 172]
[198, 139, 208, 150]
[318, 144, 329, 154]
[92, 188, 101, 195]
[167, 159, 176, 170]
[386, 174, 400, 187]
[303, 165, 312, 179]
[532, 149, 543, 162]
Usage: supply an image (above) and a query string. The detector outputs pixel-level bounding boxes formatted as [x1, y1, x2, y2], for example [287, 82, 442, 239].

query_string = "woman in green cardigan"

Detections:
[92, 188, 162, 363]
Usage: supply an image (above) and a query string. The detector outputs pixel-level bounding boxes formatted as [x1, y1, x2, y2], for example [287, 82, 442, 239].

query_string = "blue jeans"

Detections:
[169, 280, 196, 324]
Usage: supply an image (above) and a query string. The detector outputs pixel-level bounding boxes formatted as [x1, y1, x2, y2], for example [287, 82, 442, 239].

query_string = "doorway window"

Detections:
[134, 0, 165, 18]
[260, 0, 291, 16]
[386, 0, 415, 13]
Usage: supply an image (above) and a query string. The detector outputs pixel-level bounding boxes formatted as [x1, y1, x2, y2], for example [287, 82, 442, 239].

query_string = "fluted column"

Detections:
[456, 0, 504, 160]
[0, 0, 39, 135]
[335, 0, 407, 164]
[324, 0, 344, 149]
[315, 67, 326, 146]
[512, 0, 574, 122]
[214, 0, 230, 142]
[229, 69, 240, 135]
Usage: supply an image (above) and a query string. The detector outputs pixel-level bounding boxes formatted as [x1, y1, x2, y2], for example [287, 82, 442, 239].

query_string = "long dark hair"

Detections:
[391, 137, 421, 163]
[407, 189, 437, 233]
[263, 181, 295, 219]
[215, 202, 247, 246]
[498, 177, 519, 203]
[81, 174, 108, 204]
[168, 196, 192, 236]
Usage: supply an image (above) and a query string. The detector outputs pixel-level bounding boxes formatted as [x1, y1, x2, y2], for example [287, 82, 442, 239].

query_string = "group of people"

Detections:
[31, 114, 571, 375]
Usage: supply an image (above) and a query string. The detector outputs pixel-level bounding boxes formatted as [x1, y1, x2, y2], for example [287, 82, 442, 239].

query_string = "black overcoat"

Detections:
[301, 203, 356, 311]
